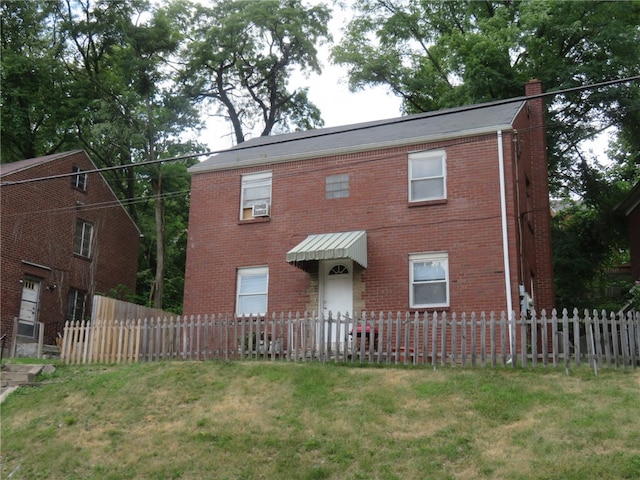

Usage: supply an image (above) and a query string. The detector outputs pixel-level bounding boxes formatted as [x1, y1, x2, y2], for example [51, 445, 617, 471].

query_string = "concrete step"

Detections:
[0, 364, 55, 403]
[0, 364, 46, 387]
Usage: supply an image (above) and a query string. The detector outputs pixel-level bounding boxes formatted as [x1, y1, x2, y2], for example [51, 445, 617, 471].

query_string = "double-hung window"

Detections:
[408, 150, 446, 202]
[67, 289, 87, 322]
[236, 267, 268, 315]
[240, 172, 272, 219]
[409, 253, 449, 308]
[72, 166, 87, 191]
[74, 220, 93, 258]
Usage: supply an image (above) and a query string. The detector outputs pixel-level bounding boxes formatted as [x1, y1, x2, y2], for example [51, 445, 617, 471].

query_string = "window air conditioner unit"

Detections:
[252, 203, 270, 217]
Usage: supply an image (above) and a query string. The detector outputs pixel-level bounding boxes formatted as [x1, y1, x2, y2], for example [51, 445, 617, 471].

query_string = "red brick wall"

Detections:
[1, 151, 139, 348]
[522, 80, 555, 311]
[184, 132, 528, 316]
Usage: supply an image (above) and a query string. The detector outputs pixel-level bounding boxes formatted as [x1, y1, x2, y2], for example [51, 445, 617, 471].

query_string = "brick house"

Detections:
[183, 80, 554, 340]
[617, 181, 640, 281]
[0, 150, 140, 354]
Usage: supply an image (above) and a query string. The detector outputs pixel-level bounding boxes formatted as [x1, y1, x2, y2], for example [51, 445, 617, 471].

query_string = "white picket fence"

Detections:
[59, 309, 639, 371]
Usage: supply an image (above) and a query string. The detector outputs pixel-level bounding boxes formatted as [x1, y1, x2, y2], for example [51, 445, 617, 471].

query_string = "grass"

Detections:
[1, 361, 639, 480]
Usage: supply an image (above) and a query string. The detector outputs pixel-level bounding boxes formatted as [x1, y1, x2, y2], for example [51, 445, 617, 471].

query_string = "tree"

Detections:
[1, 0, 203, 312]
[333, 0, 640, 310]
[0, 0, 79, 161]
[57, 0, 203, 310]
[333, 0, 640, 197]
[173, 0, 331, 145]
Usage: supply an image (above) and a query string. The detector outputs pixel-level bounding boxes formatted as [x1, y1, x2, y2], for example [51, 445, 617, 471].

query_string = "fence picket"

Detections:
[451, 313, 457, 368]
[441, 312, 447, 367]
[594, 310, 603, 368]
[632, 311, 639, 367]
[622, 312, 630, 368]
[490, 311, 497, 368]
[470, 312, 477, 368]
[562, 309, 570, 373]
[461, 313, 467, 368]
[573, 309, 581, 367]
[552, 310, 559, 367]
[500, 311, 507, 367]
[603, 312, 612, 367]
[480, 312, 486, 368]
[531, 311, 538, 368]
[541, 310, 548, 367]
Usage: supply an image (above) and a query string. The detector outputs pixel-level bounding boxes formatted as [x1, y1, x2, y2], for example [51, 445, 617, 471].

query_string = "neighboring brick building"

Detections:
[0, 150, 140, 354]
[617, 181, 640, 281]
[184, 81, 554, 334]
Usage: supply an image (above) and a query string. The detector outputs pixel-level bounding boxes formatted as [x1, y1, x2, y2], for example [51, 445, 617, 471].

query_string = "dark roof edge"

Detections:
[616, 181, 640, 216]
[189, 123, 516, 174]
[1, 150, 142, 235]
[0, 150, 85, 177]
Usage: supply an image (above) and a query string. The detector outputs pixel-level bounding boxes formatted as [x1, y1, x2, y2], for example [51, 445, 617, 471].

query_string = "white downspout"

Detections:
[497, 131, 514, 357]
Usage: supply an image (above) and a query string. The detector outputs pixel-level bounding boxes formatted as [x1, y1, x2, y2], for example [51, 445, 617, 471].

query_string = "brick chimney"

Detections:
[525, 79, 555, 311]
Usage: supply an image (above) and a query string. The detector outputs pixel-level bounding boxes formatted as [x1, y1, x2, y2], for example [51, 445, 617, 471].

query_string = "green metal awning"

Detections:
[286, 230, 367, 268]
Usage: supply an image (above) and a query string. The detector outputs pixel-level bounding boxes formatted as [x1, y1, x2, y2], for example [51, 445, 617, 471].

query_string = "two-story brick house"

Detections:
[0, 150, 140, 355]
[183, 81, 554, 341]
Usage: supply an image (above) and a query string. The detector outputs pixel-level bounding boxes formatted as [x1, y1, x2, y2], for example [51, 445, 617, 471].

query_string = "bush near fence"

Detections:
[60, 309, 639, 371]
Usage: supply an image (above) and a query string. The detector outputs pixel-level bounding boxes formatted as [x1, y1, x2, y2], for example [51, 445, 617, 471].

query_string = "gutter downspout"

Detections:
[497, 130, 514, 359]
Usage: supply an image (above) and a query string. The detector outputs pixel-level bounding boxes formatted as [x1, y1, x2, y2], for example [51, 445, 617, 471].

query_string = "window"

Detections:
[241, 172, 272, 219]
[236, 267, 268, 315]
[328, 264, 350, 275]
[72, 166, 87, 191]
[67, 289, 87, 322]
[409, 253, 449, 308]
[74, 220, 93, 257]
[408, 150, 446, 202]
[326, 174, 349, 199]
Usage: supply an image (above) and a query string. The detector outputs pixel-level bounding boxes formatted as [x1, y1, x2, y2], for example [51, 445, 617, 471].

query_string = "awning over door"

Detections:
[286, 230, 367, 268]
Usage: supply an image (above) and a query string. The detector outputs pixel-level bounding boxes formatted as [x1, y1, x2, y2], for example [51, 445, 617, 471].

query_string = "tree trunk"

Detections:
[152, 174, 165, 310]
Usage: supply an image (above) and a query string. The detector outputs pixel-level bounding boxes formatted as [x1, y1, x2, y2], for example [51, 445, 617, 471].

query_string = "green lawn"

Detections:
[1, 361, 639, 480]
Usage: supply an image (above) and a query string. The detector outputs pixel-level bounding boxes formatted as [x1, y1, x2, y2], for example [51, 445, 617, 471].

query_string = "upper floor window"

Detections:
[236, 266, 268, 315]
[326, 174, 349, 199]
[409, 252, 449, 308]
[67, 289, 87, 322]
[74, 220, 93, 258]
[72, 166, 87, 191]
[241, 172, 272, 220]
[408, 150, 446, 202]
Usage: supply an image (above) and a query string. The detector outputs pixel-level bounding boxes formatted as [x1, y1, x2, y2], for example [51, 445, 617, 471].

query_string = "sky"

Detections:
[199, 1, 609, 161]
[201, 3, 404, 152]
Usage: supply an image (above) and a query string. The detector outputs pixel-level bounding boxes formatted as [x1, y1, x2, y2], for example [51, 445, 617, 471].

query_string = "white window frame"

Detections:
[72, 166, 87, 191]
[326, 173, 349, 199]
[236, 266, 269, 316]
[74, 220, 93, 258]
[409, 252, 449, 308]
[240, 171, 272, 220]
[408, 149, 446, 202]
[67, 289, 87, 322]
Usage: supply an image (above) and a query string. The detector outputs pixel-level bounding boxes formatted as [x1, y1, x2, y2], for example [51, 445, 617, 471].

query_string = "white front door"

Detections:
[18, 279, 41, 337]
[320, 260, 353, 348]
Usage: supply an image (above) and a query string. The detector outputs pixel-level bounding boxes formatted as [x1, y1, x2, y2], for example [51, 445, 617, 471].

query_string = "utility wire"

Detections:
[1, 190, 190, 218]
[1, 74, 638, 187]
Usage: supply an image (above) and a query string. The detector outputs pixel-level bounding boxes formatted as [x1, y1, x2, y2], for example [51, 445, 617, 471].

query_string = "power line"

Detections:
[1, 75, 638, 187]
[1, 190, 190, 218]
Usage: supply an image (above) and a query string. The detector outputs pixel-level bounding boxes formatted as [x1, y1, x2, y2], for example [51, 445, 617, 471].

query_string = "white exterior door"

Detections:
[18, 279, 41, 337]
[320, 260, 353, 348]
